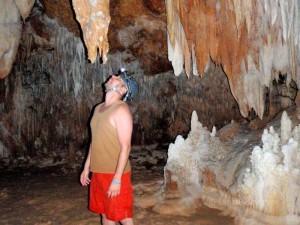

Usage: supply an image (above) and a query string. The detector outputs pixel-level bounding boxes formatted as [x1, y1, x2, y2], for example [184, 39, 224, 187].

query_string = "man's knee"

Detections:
[101, 214, 116, 225]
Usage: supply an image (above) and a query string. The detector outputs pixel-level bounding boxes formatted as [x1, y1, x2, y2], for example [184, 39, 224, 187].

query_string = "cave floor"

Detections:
[0, 165, 234, 225]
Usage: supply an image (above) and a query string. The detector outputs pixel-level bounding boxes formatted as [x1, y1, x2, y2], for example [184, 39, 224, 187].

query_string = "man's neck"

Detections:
[104, 92, 121, 107]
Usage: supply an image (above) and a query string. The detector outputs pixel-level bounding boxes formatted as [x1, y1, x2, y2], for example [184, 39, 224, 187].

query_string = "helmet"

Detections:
[118, 68, 139, 101]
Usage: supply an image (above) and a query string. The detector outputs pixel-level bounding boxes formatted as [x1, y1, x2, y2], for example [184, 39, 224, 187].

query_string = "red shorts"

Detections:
[89, 172, 133, 221]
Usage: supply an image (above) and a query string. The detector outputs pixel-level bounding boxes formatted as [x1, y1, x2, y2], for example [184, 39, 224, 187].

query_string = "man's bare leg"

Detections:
[120, 218, 134, 225]
[101, 214, 116, 225]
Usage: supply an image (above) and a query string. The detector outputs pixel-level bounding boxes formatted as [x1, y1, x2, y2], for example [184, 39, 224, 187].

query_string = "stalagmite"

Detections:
[72, 0, 110, 63]
[0, 0, 34, 78]
[162, 111, 300, 225]
[165, 0, 300, 119]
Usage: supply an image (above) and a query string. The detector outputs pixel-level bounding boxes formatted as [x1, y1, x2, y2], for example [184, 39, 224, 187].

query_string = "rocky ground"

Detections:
[0, 145, 234, 225]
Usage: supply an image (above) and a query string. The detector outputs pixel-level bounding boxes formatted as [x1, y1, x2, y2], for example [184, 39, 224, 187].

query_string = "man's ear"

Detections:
[121, 85, 128, 95]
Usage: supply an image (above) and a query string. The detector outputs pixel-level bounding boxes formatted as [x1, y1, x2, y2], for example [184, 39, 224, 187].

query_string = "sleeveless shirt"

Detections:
[90, 100, 131, 173]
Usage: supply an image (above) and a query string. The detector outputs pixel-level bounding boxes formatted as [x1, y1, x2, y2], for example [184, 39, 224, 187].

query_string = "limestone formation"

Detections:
[162, 110, 300, 224]
[166, 0, 300, 119]
[72, 0, 110, 63]
[0, 0, 34, 78]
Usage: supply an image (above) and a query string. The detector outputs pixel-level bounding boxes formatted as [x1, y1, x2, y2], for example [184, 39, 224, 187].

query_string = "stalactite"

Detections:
[165, 0, 300, 119]
[14, 0, 35, 21]
[166, 0, 191, 77]
[0, 0, 34, 79]
[72, 0, 110, 64]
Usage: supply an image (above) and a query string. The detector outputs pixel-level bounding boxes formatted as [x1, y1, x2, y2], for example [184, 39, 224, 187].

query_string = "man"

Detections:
[80, 68, 138, 225]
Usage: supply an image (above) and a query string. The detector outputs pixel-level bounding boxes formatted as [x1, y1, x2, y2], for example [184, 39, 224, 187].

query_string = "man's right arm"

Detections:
[80, 145, 91, 186]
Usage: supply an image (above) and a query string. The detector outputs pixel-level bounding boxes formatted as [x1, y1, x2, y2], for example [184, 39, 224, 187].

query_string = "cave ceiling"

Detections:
[39, 0, 80, 36]
[39, 0, 171, 75]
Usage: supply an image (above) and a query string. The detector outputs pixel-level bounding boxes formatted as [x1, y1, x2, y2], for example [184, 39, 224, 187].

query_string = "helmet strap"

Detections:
[105, 84, 123, 96]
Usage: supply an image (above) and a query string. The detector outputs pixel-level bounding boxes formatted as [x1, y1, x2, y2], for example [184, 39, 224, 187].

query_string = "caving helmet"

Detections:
[118, 68, 139, 101]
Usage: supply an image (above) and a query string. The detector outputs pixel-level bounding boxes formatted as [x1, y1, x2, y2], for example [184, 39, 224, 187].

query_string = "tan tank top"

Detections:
[90, 100, 131, 173]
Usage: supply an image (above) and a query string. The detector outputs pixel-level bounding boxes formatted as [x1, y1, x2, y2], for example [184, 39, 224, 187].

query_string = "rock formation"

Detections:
[0, 0, 34, 78]
[162, 109, 300, 224]
[0, 1, 244, 168]
[72, 0, 110, 63]
[166, 0, 300, 119]
[0, 1, 300, 224]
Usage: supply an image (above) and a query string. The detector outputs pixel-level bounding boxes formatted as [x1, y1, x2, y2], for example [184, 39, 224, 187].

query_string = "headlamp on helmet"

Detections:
[118, 68, 139, 101]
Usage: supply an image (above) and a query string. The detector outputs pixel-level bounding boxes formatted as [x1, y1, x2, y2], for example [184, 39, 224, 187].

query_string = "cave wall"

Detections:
[0, 1, 244, 168]
[0, 0, 298, 168]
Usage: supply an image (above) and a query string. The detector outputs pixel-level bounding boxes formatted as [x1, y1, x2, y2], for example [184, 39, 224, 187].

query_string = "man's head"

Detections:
[105, 68, 139, 101]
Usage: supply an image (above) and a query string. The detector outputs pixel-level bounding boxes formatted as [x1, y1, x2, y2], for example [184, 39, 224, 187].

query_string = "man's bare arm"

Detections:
[107, 103, 133, 197]
[80, 145, 91, 186]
